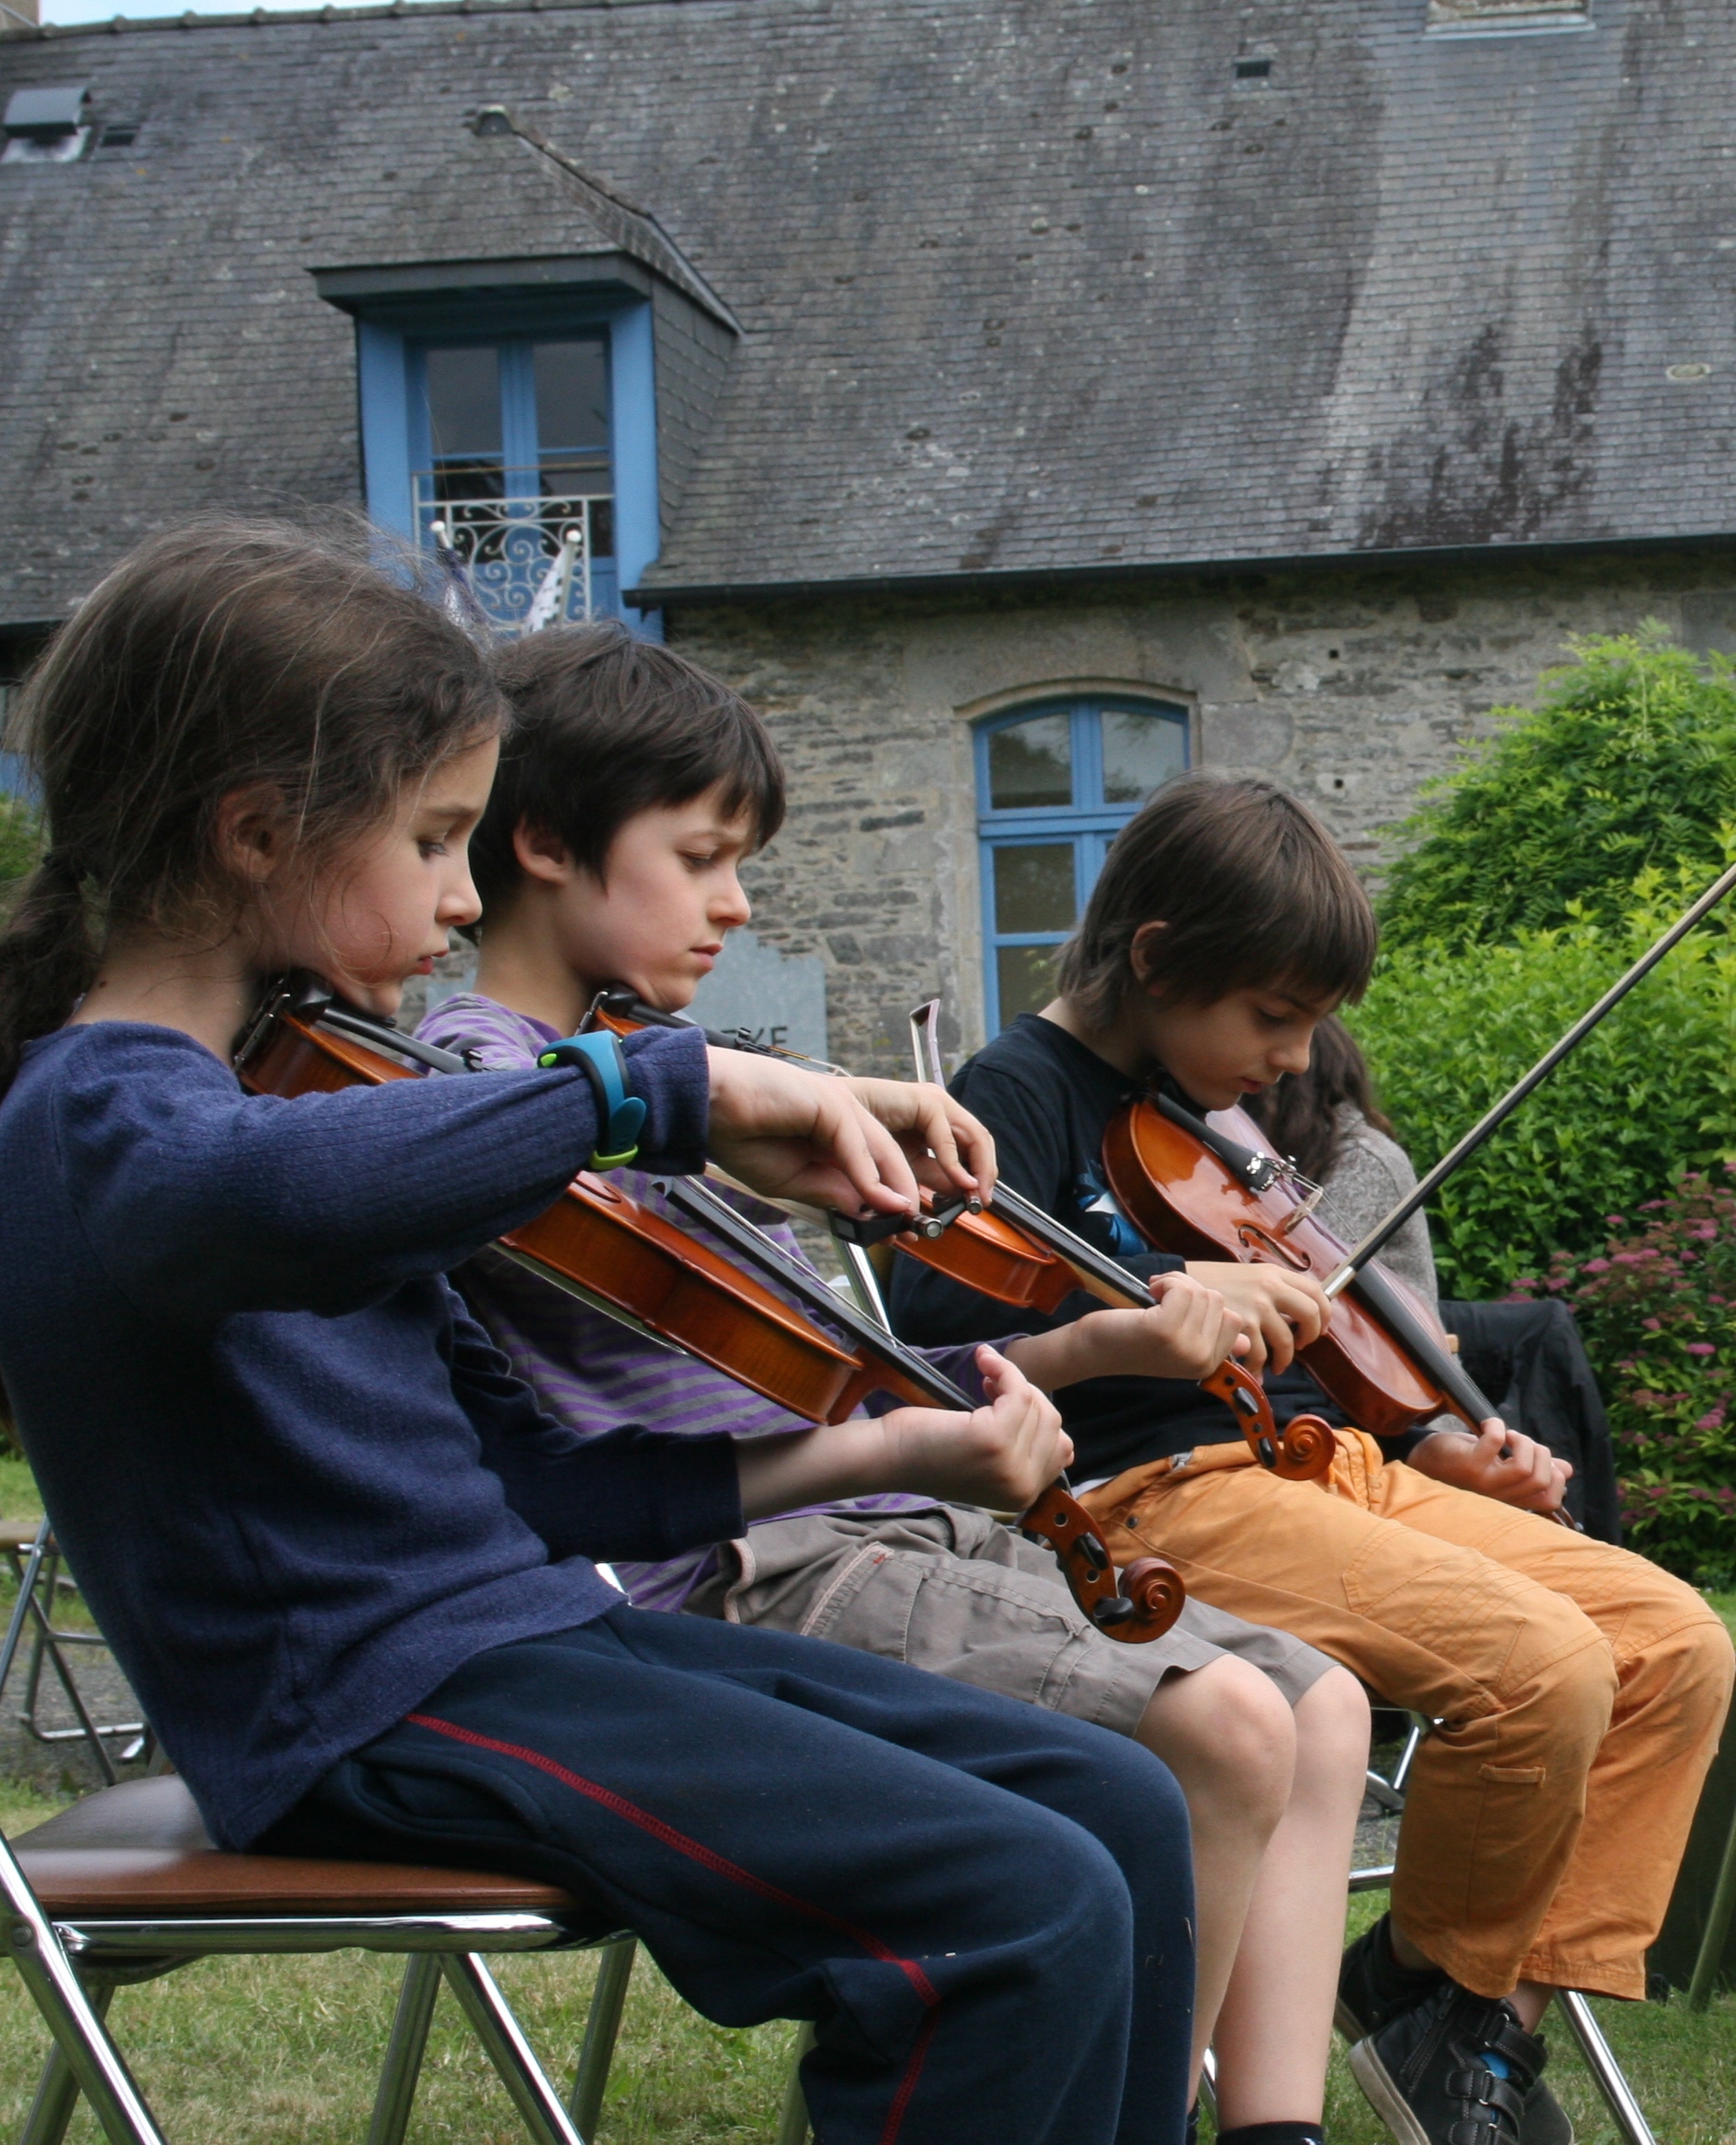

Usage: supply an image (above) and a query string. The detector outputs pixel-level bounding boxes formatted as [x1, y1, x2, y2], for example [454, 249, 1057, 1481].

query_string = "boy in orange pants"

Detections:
[892, 774, 1734, 2145]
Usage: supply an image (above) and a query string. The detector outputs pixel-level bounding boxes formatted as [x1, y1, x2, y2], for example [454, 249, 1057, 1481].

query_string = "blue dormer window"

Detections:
[322, 268, 666, 637]
[976, 695, 1191, 1032]
[415, 335, 617, 626]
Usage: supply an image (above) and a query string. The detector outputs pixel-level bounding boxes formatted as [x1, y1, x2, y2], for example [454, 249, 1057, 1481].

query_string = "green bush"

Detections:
[1346, 861, 1736, 1301]
[0, 795, 40, 889]
[1513, 1175, 1736, 1585]
[1380, 631, 1736, 949]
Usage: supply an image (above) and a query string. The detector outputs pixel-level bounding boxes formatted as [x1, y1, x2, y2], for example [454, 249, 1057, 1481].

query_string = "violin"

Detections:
[1103, 1090, 1500, 1447]
[237, 980, 903, 1425]
[587, 986, 1333, 1484]
[235, 978, 1184, 1643]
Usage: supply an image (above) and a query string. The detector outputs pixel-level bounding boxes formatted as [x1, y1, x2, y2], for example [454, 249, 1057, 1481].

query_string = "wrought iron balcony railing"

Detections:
[412, 477, 614, 635]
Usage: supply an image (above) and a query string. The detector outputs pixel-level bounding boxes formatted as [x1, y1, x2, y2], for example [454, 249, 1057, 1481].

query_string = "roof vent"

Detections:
[3, 84, 92, 166]
[473, 107, 514, 139]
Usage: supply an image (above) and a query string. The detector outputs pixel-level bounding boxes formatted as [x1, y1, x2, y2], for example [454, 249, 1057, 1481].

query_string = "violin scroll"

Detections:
[1120, 1556, 1187, 1631]
[1198, 1359, 1335, 1484]
[1019, 1480, 1185, 1643]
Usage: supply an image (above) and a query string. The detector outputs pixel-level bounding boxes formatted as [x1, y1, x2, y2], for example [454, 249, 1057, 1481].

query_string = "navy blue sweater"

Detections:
[0, 1020, 743, 1848]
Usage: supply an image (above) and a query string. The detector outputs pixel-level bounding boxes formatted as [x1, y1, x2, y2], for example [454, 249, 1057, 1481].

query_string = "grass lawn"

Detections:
[0, 1517, 1726, 2139]
[0, 1787, 1724, 2143]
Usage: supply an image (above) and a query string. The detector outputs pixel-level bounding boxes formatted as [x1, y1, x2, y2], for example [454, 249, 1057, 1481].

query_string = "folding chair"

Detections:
[0, 1770, 638, 2144]
[1351, 1705, 1657, 2145]
[0, 1521, 146, 1785]
[563, 1934, 818, 2145]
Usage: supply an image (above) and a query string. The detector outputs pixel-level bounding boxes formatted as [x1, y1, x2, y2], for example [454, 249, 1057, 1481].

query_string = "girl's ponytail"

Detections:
[0, 850, 100, 1094]
[0, 516, 504, 1099]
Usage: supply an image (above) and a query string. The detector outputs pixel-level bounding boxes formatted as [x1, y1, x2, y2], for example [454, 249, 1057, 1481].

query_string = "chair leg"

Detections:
[1686, 1795, 1736, 2014]
[774, 2021, 815, 2145]
[1388, 1717, 1427, 1797]
[440, 1953, 586, 2145]
[0, 1836, 165, 2145]
[364, 1954, 442, 2145]
[22, 1603, 118, 1786]
[0, 1525, 50, 1702]
[567, 1937, 635, 2139]
[19, 1982, 112, 2145]
[1554, 1991, 1655, 2145]
[1196, 2043, 1217, 2125]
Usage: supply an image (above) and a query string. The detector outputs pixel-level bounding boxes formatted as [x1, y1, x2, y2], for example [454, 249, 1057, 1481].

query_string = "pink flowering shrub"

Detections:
[1513, 1170, 1736, 1582]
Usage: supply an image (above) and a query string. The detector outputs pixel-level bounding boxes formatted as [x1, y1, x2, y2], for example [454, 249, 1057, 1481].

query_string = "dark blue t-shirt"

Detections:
[888, 1015, 1228, 1481]
[0, 1020, 742, 1848]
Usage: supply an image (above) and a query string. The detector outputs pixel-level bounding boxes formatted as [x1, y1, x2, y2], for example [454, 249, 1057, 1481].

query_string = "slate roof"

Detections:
[0, 0, 1731, 623]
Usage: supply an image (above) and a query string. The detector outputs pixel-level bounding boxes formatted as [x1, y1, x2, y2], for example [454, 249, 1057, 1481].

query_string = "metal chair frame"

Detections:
[0, 1810, 643, 2145]
[0, 1522, 146, 1784]
[560, 1934, 817, 2145]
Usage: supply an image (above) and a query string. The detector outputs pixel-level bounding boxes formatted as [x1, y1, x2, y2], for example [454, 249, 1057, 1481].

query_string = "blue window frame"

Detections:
[353, 293, 660, 634]
[976, 696, 1190, 1033]
[409, 331, 617, 626]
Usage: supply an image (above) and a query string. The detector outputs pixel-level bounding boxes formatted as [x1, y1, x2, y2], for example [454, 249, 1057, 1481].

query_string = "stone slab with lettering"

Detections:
[689, 928, 829, 1063]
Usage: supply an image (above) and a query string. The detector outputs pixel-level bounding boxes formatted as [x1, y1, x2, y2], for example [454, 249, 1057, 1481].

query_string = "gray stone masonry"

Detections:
[667, 547, 1736, 1075]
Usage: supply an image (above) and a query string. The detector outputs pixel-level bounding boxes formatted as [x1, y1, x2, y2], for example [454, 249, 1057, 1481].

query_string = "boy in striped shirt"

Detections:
[418, 621, 1371, 2145]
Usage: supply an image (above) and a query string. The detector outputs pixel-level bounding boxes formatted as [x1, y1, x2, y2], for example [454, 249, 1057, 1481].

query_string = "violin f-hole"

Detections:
[1235, 1221, 1313, 1272]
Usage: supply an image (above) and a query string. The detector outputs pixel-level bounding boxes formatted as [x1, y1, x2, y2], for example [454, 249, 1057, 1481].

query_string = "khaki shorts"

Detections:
[684, 1503, 1336, 1739]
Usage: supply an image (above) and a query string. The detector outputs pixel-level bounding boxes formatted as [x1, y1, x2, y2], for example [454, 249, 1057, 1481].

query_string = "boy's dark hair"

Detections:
[1243, 1014, 1393, 1185]
[469, 622, 784, 928]
[1055, 774, 1377, 1023]
[0, 516, 505, 1095]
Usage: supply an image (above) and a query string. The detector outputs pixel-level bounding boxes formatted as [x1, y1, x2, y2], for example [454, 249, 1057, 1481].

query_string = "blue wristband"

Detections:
[536, 1032, 648, 1170]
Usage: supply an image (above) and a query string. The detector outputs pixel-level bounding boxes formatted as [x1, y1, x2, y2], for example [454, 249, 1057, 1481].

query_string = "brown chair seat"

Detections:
[15, 1775, 586, 1920]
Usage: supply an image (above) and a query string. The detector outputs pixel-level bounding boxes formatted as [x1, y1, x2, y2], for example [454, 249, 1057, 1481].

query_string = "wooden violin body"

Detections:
[892, 1193, 1104, 1317]
[1103, 1095, 1490, 1443]
[238, 986, 1191, 1639]
[238, 997, 939, 1425]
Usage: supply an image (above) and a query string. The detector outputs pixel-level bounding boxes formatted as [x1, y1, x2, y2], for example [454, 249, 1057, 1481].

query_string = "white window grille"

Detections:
[413, 476, 611, 636]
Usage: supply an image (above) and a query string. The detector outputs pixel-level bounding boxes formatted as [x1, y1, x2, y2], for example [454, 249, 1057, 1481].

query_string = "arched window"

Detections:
[976, 695, 1190, 1033]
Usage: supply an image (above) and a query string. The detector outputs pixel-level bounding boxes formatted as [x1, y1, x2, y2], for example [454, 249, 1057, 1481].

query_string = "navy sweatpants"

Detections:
[263, 1605, 1194, 2145]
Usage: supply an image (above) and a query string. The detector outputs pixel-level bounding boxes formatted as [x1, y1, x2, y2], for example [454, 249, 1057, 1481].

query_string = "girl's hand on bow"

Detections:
[704, 1049, 923, 1218]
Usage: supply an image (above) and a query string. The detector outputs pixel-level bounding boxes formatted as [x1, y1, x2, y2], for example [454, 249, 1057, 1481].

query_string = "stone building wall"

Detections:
[663, 547, 1736, 1077]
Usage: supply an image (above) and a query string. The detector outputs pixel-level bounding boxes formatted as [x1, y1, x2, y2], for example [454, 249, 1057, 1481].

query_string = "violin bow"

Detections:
[1326, 852, 1736, 1299]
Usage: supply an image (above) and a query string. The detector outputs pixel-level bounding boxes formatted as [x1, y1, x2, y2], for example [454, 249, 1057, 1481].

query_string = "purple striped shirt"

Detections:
[417, 994, 1004, 1610]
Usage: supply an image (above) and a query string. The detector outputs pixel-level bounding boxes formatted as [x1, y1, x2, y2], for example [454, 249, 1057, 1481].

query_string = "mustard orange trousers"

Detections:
[1080, 1431, 1734, 2001]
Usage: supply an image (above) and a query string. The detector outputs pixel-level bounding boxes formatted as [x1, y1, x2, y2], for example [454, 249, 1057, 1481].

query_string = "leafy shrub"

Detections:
[1380, 632, 1736, 949]
[1346, 860, 1736, 1300]
[1513, 1174, 1736, 1585]
[0, 794, 40, 891]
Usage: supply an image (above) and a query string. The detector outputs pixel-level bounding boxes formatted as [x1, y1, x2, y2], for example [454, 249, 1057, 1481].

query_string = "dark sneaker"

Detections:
[1336, 1913, 1446, 2042]
[1517, 2079, 1574, 2145]
[1338, 1923, 1574, 2144]
[1349, 1981, 1547, 2145]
